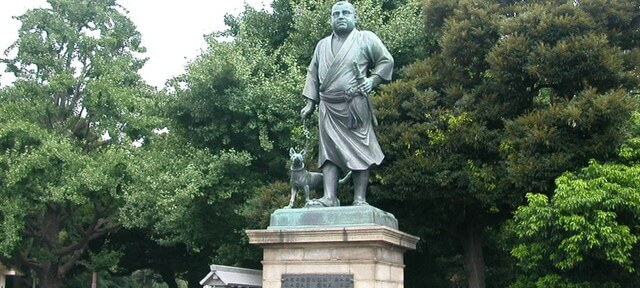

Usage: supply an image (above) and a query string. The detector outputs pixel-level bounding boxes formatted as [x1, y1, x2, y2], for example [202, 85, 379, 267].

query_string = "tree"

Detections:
[0, 0, 154, 286]
[511, 112, 640, 287]
[116, 131, 256, 288]
[374, 0, 639, 287]
[88, 228, 200, 288]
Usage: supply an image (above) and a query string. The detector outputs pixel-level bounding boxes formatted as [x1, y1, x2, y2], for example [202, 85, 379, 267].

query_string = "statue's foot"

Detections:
[304, 197, 339, 208]
[352, 199, 370, 206]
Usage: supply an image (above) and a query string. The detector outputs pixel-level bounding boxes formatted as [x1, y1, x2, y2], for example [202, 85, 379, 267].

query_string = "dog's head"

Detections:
[289, 148, 306, 170]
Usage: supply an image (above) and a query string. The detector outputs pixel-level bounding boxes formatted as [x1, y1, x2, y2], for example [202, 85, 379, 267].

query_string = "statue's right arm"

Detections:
[301, 41, 322, 120]
[301, 98, 317, 120]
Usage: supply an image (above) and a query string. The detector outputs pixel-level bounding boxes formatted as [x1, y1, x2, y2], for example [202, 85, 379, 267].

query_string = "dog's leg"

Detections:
[286, 187, 297, 208]
[303, 185, 312, 204]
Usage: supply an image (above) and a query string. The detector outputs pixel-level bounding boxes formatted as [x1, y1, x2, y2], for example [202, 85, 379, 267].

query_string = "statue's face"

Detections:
[331, 2, 356, 36]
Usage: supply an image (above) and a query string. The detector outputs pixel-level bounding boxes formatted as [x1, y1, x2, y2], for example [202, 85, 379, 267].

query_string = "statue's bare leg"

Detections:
[320, 162, 339, 206]
[353, 169, 369, 206]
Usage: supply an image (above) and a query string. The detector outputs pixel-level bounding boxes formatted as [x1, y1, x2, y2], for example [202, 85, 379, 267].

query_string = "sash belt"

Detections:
[320, 90, 365, 129]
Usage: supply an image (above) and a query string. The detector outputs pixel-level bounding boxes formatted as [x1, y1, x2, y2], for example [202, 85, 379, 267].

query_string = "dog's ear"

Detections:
[289, 148, 295, 156]
[301, 149, 306, 156]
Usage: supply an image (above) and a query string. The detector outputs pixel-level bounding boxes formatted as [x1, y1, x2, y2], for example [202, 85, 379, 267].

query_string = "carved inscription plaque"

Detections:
[281, 274, 354, 288]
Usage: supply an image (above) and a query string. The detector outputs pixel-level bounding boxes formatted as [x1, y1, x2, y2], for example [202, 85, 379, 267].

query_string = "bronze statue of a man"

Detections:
[300, 1, 394, 207]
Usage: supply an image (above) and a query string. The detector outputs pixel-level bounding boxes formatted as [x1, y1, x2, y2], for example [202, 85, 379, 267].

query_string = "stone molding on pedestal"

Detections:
[247, 225, 418, 251]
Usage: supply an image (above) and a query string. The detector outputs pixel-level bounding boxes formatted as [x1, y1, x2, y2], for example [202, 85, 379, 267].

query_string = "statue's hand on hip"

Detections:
[357, 77, 374, 94]
[358, 74, 384, 95]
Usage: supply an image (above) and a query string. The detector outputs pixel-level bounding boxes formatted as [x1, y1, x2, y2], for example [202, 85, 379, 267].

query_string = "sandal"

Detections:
[305, 197, 340, 207]
[352, 199, 370, 206]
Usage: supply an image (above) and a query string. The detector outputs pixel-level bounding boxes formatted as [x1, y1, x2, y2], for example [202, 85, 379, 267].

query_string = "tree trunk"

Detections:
[38, 266, 63, 288]
[37, 208, 64, 288]
[159, 270, 178, 288]
[460, 220, 486, 288]
[185, 265, 207, 288]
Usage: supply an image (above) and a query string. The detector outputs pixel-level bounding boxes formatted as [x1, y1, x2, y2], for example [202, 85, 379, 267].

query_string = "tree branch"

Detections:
[52, 217, 118, 257]
[58, 244, 87, 276]
[71, 79, 84, 106]
[52, 219, 97, 257]
[17, 252, 42, 272]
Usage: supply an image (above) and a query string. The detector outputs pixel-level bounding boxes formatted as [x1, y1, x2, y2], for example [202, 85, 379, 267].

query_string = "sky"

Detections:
[0, 0, 271, 88]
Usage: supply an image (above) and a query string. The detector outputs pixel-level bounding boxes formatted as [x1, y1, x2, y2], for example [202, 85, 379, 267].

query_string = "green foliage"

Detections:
[168, 38, 303, 163]
[620, 112, 640, 164]
[0, 118, 130, 251]
[119, 134, 253, 248]
[503, 89, 635, 192]
[242, 181, 290, 229]
[374, 0, 639, 286]
[511, 160, 640, 287]
[510, 274, 608, 288]
[0, 0, 178, 286]
[510, 112, 640, 287]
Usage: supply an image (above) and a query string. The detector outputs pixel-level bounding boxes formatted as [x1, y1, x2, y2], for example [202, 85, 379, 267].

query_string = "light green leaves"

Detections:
[512, 160, 640, 284]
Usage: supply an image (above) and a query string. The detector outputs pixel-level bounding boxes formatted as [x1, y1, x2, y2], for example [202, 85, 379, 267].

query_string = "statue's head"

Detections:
[331, 1, 356, 36]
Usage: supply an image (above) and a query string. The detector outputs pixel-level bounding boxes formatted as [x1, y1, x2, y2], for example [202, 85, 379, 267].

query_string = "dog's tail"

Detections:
[338, 170, 352, 185]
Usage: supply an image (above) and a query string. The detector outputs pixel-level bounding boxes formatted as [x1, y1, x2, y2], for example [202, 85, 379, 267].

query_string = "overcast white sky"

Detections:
[0, 0, 271, 88]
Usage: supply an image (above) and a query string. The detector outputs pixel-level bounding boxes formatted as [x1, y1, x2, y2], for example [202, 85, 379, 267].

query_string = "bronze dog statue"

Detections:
[286, 148, 351, 208]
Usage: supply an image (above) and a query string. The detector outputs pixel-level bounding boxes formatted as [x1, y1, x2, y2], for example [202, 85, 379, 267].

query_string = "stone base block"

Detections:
[246, 226, 419, 288]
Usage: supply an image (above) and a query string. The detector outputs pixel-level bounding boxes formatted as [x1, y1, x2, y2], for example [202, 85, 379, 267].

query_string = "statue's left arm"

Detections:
[357, 31, 394, 93]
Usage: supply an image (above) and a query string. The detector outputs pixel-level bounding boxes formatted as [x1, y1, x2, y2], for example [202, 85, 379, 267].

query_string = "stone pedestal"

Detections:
[246, 206, 419, 288]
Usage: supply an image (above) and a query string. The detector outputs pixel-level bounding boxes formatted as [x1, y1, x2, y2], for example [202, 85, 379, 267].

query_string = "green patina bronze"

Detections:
[268, 205, 398, 230]
[300, 1, 394, 208]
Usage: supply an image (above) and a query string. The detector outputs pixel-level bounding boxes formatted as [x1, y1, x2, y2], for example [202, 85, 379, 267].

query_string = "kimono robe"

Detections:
[302, 29, 394, 171]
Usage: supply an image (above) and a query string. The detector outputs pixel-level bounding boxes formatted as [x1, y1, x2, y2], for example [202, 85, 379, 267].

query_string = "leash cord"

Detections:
[302, 118, 313, 153]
